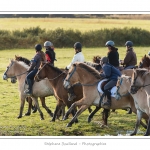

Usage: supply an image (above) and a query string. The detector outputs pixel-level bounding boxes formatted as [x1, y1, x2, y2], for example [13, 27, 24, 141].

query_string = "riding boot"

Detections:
[103, 90, 111, 109]
[67, 86, 76, 101]
[24, 79, 33, 96]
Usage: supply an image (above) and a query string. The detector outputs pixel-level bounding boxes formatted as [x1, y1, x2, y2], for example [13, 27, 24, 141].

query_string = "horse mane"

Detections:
[84, 61, 100, 68]
[15, 56, 31, 66]
[76, 62, 101, 79]
[47, 63, 63, 74]
[135, 68, 149, 77]
[15, 60, 29, 69]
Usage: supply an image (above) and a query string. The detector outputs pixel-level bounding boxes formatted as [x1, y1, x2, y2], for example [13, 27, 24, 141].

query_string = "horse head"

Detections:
[130, 69, 148, 94]
[63, 63, 78, 90]
[3, 59, 15, 80]
[35, 62, 48, 82]
[93, 55, 101, 64]
[116, 76, 130, 100]
[139, 55, 150, 69]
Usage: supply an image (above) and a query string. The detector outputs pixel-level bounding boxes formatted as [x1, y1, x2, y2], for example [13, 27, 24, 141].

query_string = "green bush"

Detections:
[0, 26, 150, 50]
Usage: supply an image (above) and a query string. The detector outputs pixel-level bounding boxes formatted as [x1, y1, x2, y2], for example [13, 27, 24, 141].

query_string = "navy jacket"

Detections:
[100, 63, 121, 81]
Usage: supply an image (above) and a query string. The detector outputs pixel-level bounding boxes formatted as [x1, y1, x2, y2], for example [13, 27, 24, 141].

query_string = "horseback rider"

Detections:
[44, 41, 56, 66]
[65, 42, 85, 101]
[24, 44, 46, 96]
[100, 57, 121, 109]
[105, 40, 119, 68]
[120, 41, 137, 69]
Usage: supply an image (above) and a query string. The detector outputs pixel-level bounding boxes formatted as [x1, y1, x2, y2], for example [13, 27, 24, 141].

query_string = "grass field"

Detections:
[1, 18, 150, 32]
[0, 47, 149, 136]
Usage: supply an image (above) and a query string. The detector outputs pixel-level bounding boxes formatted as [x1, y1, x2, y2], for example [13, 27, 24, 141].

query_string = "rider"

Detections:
[120, 41, 137, 69]
[24, 44, 46, 96]
[65, 42, 85, 101]
[100, 57, 121, 109]
[44, 41, 56, 66]
[105, 40, 119, 68]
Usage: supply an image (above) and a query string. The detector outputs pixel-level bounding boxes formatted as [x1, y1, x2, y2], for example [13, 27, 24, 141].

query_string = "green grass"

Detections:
[0, 47, 149, 136]
[1, 18, 150, 32]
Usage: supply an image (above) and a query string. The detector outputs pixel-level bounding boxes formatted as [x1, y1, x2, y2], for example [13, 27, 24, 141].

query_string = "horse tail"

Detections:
[39, 51, 46, 62]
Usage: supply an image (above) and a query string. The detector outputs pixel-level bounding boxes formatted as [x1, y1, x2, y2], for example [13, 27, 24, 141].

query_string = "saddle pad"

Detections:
[97, 79, 117, 98]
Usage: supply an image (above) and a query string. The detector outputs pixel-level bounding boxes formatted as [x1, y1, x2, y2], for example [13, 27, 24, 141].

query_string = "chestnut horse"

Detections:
[116, 74, 149, 135]
[130, 68, 150, 135]
[3, 59, 54, 120]
[139, 55, 150, 69]
[62, 62, 140, 128]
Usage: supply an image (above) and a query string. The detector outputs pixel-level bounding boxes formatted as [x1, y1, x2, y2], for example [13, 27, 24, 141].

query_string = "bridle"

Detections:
[36, 63, 66, 81]
[116, 77, 130, 98]
[4, 61, 27, 79]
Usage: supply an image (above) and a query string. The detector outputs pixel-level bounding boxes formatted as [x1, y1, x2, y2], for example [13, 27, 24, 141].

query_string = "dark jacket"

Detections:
[45, 48, 56, 64]
[107, 50, 119, 67]
[100, 63, 121, 81]
[123, 48, 137, 67]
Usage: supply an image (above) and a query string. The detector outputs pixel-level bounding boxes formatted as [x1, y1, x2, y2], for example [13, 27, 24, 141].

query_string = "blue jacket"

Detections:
[100, 63, 121, 81]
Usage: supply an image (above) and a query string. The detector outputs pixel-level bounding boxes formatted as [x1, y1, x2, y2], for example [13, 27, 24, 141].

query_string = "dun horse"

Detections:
[3, 59, 54, 120]
[130, 68, 150, 136]
[63, 62, 137, 127]
[116, 74, 149, 136]
[139, 55, 150, 69]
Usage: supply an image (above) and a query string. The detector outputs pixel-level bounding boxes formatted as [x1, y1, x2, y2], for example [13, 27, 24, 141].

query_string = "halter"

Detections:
[116, 77, 130, 98]
[4, 61, 27, 79]
[36, 63, 66, 81]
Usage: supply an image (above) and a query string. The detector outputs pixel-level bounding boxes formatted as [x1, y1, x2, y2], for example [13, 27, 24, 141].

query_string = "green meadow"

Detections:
[0, 46, 149, 136]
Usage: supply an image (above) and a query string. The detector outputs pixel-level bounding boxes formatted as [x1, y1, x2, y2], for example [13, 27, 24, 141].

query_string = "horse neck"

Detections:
[13, 62, 28, 81]
[44, 65, 64, 85]
[142, 73, 150, 95]
[122, 77, 131, 92]
[76, 67, 99, 84]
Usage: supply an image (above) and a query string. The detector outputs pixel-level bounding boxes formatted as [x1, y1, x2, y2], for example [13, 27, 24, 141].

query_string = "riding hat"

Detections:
[105, 40, 115, 47]
[44, 41, 53, 47]
[125, 41, 133, 47]
[35, 44, 42, 51]
[74, 42, 82, 49]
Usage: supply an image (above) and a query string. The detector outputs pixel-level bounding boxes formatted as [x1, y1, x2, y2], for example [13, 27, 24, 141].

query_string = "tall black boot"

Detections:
[67, 87, 76, 101]
[103, 90, 111, 108]
[24, 79, 33, 96]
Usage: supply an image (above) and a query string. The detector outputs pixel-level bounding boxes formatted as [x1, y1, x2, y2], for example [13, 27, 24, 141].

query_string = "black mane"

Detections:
[15, 56, 31, 66]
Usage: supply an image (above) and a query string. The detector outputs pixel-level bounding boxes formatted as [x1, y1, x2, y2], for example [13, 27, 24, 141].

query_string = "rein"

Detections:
[36, 63, 66, 81]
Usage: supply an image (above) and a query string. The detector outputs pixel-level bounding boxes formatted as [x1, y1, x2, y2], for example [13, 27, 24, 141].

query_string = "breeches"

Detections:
[104, 80, 117, 91]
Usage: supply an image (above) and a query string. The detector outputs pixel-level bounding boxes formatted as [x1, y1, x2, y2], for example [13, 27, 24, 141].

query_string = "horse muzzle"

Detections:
[3, 74, 8, 80]
[63, 80, 71, 89]
[130, 86, 138, 94]
[11, 77, 17, 83]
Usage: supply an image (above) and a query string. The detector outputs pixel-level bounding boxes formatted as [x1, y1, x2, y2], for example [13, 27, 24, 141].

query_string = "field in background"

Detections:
[0, 47, 149, 136]
[1, 18, 150, 32]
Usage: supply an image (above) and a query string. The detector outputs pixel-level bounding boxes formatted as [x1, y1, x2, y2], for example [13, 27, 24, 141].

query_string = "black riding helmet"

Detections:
[74, 42, 82, 49]
[125, 41, 133, 47]
[35, 44, 42, 51]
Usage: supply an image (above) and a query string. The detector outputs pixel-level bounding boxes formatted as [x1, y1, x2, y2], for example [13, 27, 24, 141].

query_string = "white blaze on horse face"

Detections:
[63, 80, 71, 89]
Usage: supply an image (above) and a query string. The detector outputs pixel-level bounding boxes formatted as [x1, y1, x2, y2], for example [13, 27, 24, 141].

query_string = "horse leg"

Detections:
[88, 106, 92, 113]
[144, 116, 150, 136]
[88, 106, 101, 123]
[67, 105, 89, 127]
[39, 97, 53, 117]
[130, 109, 143, 136]
[24, 97, 32, 116]
[17, 94, 25, 119]
[102, 109, 110, 126]
[32, 97, 44, 120]
[51, 100, 63, 122]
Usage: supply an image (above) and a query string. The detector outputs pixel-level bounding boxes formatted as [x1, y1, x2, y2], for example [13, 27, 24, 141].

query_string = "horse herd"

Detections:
[2, 54, 150, 136]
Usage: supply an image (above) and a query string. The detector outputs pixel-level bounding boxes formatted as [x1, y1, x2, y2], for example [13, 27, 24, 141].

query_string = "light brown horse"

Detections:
[3, 59, 54, 120]
[116, 74, 149, 136]
[62, 62, 138, 127]
[130, 68, 150, 135]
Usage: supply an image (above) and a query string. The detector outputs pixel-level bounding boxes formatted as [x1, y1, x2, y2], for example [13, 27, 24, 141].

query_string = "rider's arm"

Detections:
[66, 54, 78, 70]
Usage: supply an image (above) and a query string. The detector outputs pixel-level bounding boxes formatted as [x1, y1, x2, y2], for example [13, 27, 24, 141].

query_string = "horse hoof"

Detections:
[63, 116, 68, 120]
[17, 116, 22, 119]
[75, 119, 78, 123]
[66, 123, 72, 127]
[50, 118, 55, 122]
[130, 133, 136, 136]
[25, 112, 31, 116]
[32, 109, 37, 113]
[40, 118, 44, 120]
